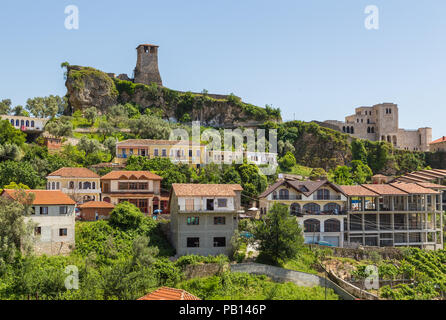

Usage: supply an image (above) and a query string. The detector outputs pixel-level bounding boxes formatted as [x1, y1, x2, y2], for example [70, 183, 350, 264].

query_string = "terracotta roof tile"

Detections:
[48, 167, 100, 178]
[172, 184, 242, 197]
[2, 189, 76, 205]
[361, 184, 407, 195]
[259, 179, 345, 198]
[78, 201, 115, 209]
[101, 170, 163, 180]
[340, 185, 379, 197]
[429, 136, 446, 145]
[116, 139, 205, 147]
[138, 287, 200, 300]
[415, 182, 446, 190]
[390, 182, 440, 194]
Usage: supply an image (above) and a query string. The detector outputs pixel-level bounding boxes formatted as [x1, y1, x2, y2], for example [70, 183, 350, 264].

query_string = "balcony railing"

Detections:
[313, 195, 342, 200]
[272, 195, 302, 200]
[291, 209, 347, 216]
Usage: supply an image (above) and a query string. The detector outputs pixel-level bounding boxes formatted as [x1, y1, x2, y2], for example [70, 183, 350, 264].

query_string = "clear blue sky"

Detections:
[1, 1, 446, 137]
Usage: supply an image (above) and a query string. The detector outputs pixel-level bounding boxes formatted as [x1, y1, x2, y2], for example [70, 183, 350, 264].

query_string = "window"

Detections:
[56, 182, 60, 189]
[214, 217, 226, 225]
[138, 182, 148, 190]
[154, 149, 159, 156]
[59, 228, 68, 236]
[217, 199, 227, 207]
[31, 207, 35, 215]
[59, 206, 68, 214]
[187, 237, 200, 247]
[79, 182, 82, 189]
[118, 182, 128, 190]
[196, 150, 200, 157]
[161, 149, 167, 157]
[304, 219, 320, 232]
[40, 207, 48, 215]
[69, 181, 74, 189]
[187, 217, 199, 225]
[324, 219, 341, 232]
[129, 182, 138, 190]
[31, 120, 34, 127]
[189, 149, 193, 157]
[34, 227, 41, 236]
[213, 237, 226, 247]
[51, 182, 55, 190]
[92, 182, 96, 189]
[185, 198, 194, 211]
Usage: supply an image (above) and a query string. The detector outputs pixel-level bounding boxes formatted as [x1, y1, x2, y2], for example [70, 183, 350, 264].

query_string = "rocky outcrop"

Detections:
[65, 66, 119, 113]
[65, 65, 281, 127]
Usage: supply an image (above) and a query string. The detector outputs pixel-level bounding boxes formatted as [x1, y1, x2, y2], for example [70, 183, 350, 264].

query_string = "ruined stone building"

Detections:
[109, 43, 163, 86]
[324, 103, 432, 151]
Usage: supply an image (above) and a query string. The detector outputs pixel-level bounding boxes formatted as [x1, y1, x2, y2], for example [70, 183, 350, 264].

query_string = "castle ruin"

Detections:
[110, 43, 163, 86]
[325, 103, 432, 152]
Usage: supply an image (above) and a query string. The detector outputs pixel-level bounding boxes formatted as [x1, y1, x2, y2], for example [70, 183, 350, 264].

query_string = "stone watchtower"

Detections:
[134, 44, 162, 86]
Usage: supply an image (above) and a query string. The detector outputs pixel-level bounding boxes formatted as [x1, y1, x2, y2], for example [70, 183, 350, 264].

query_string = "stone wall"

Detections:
[230, 262, 356, 300]
[306, 244, 404, 260]
[184, 263, 228, 280]
[33, 241, 74, 256]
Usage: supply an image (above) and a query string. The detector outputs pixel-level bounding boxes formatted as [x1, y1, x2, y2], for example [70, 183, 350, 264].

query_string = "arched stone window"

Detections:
[26, 120, 29, 127]
[69, 181, 74, 189]
[83, 181, 91, 189]
[304, 219, 320, 232]
[346, 127, 350, 133]
[367, 127, 371, 133]
[303, 203, 321, 214]
[324, 219, 341, 232]
[10, 119, 14, 125]
[342, 126, 345, 132]
[323, 203, 341, 214]
[290, 203, 301, 216]
[371, 127, 375, 133]
[15, 119, 19, 126]
[31, 120, 34, 127]
[351, 127, 354, 134]
[20, 120, 24, 126]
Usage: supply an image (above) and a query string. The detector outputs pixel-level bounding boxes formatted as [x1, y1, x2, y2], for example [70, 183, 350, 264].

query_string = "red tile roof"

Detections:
[78, 201, 115, 209]
[172, 184, 243, 197]
[415, 182, 446, 190]
[48, 167, 100, 178]
[429, 136, 446, 145]
[361, 184, 407, 195]
[101, 171, 163, 181]
[138, 287, 200, 300]
[390, 182, 439, 194]
[340, 185, 379, 197]
[2, 189, 76, 205]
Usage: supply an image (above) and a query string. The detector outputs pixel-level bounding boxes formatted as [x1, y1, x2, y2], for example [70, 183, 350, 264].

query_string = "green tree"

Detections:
[331, 165, 354, 185]
[350, 160, 373, 184]
[84, 107, 98, 125]
[0, 190, 35, 263]
[45, 119, 73, 137]
[279, 152, 296, 171]
[109, 202, 145, 230]
[0, 161, 42, 188]
[351, 139, 368, 164]
[255, 203, 304, 265]
[0, 120, 26, 146]
[0, 99, 12, 115]
[129, 114, 170, 140]
[12, 105, 29, 116]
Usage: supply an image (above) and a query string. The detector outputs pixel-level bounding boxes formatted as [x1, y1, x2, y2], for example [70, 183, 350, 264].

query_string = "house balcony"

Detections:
[313, 195, 342, 201]
[62, 188, 101, 194]
[291, 209, 347, 217]
[272, 195, 302, 200]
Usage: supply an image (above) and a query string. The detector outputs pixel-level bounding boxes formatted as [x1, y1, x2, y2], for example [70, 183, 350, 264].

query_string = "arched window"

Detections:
[351, 127, 354, 134]
[367, 127, 371, 133]
[303, 203, 321, 214]
[31, 120, 34, 127]
[324, 219, 341, 232]
[26, 120, 29, 127]
[15, 119, 19, 126]
[290, 203, 301, 216]
[304, 219, 320, 232]
[51, 182, 55, 190]
[21, 120, 24, 126]
[342, 126, 345, 132]
[371, 127, 375, 133]
[56, 182, 60, 189]
[103, 197, 111, 203]
[69, 181, 74, 189]
[367, 119, 370, 124]
[324, 203, 341, 214]
[346, 127, 350, 133]
[279, 189, 289, 200]
[10, 119, 14, 125]
[92, 182, 96, 189]
[79, 182, 82, 189]
[83, 181, 91, 189]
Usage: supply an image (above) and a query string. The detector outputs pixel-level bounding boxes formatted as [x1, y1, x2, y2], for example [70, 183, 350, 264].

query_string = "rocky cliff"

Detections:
[65, 65, 281, 127]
